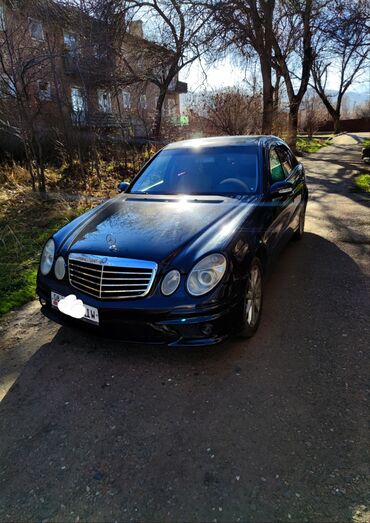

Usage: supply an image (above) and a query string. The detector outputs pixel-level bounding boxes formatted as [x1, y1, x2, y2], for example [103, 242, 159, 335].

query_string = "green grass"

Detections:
[296, 137, 331, 154]
[354, 173, 370, 193]
[0, 191, 91, 316]
[355, 139, 370, 193]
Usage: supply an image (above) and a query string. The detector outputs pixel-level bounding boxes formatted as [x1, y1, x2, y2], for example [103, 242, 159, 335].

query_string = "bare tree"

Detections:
[120, 0, 214, 139]
[311, 0, 370, 134]
[211, 0, 276, 135]
[270, 0, 323, 148]
[0, 2, 60, 191]
[188, 88, 262, 136]
[212, 0, 319, 146]
[299, 89, 327, 137]
[354, 100, 370, 119]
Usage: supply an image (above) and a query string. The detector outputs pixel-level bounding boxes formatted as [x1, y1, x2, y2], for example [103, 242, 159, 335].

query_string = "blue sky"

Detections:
[183, 57, 370, 97]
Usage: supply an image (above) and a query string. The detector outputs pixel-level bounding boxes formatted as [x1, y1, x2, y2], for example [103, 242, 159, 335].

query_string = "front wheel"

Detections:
[238, 258, 263, 339]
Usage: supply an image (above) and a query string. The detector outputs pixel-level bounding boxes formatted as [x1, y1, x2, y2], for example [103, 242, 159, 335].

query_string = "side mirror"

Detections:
[270, 180, 293, 197]
[118, 181, 130, 193]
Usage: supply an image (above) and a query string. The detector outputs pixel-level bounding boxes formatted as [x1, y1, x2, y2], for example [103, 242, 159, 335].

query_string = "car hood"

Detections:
[61, 194, 259, 267]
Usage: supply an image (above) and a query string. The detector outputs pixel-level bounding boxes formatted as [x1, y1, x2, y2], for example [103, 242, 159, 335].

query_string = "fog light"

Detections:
[161, 270, 181, 296]
[54, 256, 66, 280]
[201, 323, 213, 336]
[40, 298, 47, 306]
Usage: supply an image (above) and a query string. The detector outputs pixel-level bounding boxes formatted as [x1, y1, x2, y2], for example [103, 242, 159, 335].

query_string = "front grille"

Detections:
[68, 254, 157, 300]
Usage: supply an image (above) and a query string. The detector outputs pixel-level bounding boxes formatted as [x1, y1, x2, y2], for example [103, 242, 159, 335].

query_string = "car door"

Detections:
[276, 145, 305, 235]
[263, 145, 294, 254]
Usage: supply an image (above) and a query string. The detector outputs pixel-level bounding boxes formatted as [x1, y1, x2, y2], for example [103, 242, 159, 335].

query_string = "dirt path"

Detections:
[0, 135, 369, 522]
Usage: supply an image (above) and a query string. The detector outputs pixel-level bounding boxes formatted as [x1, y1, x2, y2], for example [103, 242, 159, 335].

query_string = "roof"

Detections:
[13, 0, 101, 30]
[10, 0, 180, 82]
[13, 1, 169, 52]
[164, 135, 282, 149]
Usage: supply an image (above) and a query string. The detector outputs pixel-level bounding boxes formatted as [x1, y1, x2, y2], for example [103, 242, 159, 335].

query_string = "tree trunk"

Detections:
[333, 112, 341, 134]
[273, 75, 281, 114]
[152, 89, 167, 140]
[287, 102, 299, 149]
[36, 140, 46, 192]
[261, 61, 273, 135]
[23, 141, 36, 191]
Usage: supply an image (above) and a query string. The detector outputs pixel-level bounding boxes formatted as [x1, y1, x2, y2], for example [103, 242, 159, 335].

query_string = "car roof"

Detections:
[163, 135, 283, 150]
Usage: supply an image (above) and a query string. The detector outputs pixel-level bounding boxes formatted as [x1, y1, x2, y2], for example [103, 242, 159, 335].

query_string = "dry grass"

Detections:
[0, 186, 94, 316]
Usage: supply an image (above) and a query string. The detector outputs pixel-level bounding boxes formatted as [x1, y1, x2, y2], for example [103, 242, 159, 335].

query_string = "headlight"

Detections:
[40, 238, 55, 275]
[161, 269, 181, 296]
[54, 256, 66, 280]
[187, 253, 227, 296]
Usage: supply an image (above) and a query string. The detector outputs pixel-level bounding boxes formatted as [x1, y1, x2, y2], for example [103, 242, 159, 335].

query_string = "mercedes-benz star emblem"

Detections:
[106, 233, 118, 252]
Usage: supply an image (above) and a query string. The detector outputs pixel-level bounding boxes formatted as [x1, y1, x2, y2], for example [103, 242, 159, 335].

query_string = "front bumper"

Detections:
[37, 279, 243, 347]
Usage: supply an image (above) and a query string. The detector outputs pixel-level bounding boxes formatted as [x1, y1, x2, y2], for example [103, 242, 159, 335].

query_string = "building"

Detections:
[0, 0, 188, 145]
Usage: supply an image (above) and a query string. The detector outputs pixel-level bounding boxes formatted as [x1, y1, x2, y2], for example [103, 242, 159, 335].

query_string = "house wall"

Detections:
[0, 0, 184, 141]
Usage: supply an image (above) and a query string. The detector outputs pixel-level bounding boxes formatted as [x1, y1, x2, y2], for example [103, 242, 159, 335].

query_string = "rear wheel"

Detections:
[293, 202, 306, 241]
[238, 258, 263, 339]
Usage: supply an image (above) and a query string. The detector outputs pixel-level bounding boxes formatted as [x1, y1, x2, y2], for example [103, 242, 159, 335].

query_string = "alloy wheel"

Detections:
[245, 264, 262, 327]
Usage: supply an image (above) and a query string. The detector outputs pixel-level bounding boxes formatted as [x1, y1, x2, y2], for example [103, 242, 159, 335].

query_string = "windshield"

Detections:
[130, 146, 260, 196]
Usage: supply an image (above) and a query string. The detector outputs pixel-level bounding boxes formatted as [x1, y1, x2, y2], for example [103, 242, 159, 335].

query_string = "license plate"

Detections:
[51, 292, 99, 325]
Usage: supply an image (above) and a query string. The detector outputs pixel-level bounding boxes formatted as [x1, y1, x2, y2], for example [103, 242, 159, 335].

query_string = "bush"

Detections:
[354, 173, 370, 193]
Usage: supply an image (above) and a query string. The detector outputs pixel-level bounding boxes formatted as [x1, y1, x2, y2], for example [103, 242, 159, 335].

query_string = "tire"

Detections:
[293, 202, 306, 241]
[238, 257, 263, 339]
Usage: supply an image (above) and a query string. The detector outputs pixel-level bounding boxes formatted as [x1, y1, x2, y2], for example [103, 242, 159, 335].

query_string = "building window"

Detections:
[139, 94, 147, 109]
[167, 98, 177, 116]
[29, 18, 44, 41]
[0, 73, 16, 97]
[64, 31, 78, 53]
[38, 80, 51, 101]
[98, 89, 112, 113]
[121, 91, 131, 109]
[71, 86, 86, 123]
[0, 5, 6, 31]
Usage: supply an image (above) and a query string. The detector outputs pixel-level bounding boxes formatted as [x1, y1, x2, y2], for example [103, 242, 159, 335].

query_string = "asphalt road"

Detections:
[0, 136, 369, 522]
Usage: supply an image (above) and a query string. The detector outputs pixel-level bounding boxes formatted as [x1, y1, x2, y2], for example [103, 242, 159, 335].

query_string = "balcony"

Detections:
[89, 113, 122, 128]
[62, 52, 114, 83]
[71, 111, 123, 129]
[168, 80, 188, 94]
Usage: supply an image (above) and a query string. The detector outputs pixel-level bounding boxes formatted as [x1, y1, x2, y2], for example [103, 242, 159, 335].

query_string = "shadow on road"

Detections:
[306, 154, 370, 211]
[0, 233, 369, 522]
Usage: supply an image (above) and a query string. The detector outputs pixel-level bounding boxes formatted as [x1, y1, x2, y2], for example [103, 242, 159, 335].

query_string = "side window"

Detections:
[121, 90, 131, 109]
[38, 80, 51, 100]
[166, 98, 177, 116]
[71, 87, 86, 117]
[64, 31, 78, 53]
[277, 146, 294, 178]
[139, 94, 147, 109]
[97, 89, 112, 113]
[269, 148, 285, 184]
[0, 5, 6, 31]
[29, 18, 44, 41]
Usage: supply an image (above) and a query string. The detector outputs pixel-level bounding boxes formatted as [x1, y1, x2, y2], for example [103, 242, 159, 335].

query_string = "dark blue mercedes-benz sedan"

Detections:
[37, 136, 308, 346]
